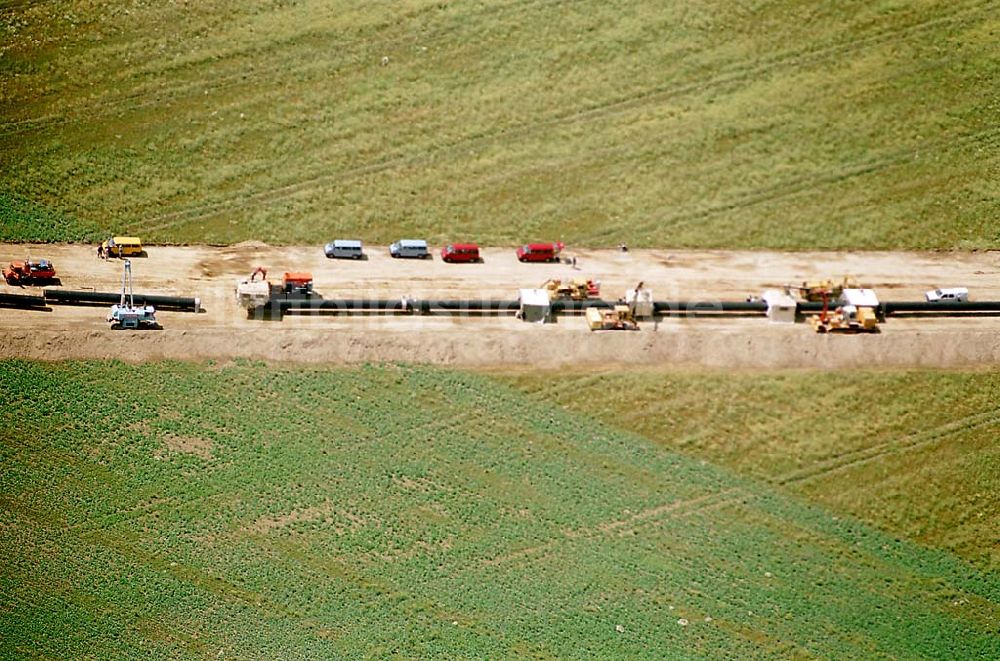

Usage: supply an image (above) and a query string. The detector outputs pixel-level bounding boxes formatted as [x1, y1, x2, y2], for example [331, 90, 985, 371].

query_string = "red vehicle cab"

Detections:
[516, 242, 564, 263]
[281, 272, 314, 296]
[441, 243, 481, 263]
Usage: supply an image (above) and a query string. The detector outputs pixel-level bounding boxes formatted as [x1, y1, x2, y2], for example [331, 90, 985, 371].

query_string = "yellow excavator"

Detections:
[543, 278, 600, 301]
[793, 276, 860, 302]
[585, 281, 642, 331]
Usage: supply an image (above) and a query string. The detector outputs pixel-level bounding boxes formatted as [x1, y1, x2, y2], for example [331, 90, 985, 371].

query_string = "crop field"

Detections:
[2, 360, 999, 658]
[4, 2, 999, 659]
[504, 369, 1000, 571]
[2, 0, 999, 248]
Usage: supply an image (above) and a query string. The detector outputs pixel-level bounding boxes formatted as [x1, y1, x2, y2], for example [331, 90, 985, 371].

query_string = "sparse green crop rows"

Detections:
[1, 360, 998, 658]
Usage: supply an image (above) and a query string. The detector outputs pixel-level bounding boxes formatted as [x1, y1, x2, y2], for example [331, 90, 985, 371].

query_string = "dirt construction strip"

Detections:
[1, 243, 999, 368]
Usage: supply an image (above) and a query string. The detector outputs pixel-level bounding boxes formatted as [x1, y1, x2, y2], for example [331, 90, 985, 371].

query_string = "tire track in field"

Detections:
[0, 0, 561, 139]
[591, 488, 742, 538]
[140, 118, 998, 244]
[777, 405, 1000, 486]
[77, 527, 294, 616]
[5, 0, 986, 143]
[483, 487, 743, 567]
[133, 1, 990, 234]
[630, 125, 1000, 236]
[1, 0, 982, 156]
[512, 0, 989, 137]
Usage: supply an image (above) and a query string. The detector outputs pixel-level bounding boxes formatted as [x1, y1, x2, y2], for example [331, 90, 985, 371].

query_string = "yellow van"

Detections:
[102, 236, 144, 257]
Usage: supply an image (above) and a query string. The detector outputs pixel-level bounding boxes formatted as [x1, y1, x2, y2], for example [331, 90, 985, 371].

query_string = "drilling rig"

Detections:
[107, 259, 158, 329]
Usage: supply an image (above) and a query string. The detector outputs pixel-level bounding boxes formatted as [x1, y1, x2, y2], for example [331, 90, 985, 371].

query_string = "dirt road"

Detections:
[2, 243, 998, 367]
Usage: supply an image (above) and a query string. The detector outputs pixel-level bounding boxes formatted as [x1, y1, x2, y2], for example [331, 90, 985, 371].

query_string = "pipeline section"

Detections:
[880, 300, 1000, 314]
[43, 289, 201, 312]
[794, 301, 1000, 315]
[277, 298, 775, 315]
[277, 298, 774, 314]
[275, 298, 522, 314]
[7, 289, 999, 318]
[0, 291, 48, 309]
[275, 297, 1000, 317]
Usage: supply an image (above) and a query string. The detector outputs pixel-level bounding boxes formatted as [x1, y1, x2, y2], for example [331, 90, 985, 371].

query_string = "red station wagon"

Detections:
[516, 242, 564, 263]
[441, 243, 481, 263]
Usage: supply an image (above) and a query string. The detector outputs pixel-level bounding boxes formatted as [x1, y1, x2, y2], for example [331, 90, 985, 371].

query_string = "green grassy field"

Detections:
[2, 360, 998, 658]
[503, 369, 1000, 571]
[2, 0, 998, 248]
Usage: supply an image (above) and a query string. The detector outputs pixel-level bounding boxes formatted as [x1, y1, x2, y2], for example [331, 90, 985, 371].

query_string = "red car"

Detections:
[516, 242, 564, 263]
[441, 243, 481, 263]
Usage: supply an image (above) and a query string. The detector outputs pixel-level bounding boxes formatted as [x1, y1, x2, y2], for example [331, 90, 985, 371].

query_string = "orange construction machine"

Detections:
[3, 258, 58, 285]
[282, 272, 314, 296]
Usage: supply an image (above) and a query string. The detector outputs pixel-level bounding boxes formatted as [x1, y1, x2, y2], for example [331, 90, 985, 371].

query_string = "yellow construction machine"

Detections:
[585, 281, 643, 331]
[542, 278, 600, 301]
[810, 290, 879, 333]
[585, 304, 638, 331]
[794, 276, 860, 302]
[811, 306, 879, 333]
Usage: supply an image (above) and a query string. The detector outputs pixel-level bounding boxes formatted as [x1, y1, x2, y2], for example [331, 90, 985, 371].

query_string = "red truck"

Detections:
[516, 242, 564, 263]
[441, 243, 481, 263]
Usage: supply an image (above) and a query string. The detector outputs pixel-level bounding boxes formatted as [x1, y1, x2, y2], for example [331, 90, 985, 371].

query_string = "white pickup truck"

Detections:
[925, 287, 969, 303]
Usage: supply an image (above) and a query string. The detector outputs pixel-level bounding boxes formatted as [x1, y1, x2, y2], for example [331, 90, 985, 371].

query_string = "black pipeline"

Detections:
[274, 299, 522, 314]
[0, 291, 48, 309]
[795, 301, 1000, 315]
[272, 297, 1000, 318]
[43, 289, 201, 312]
[272, 298, 771, 315]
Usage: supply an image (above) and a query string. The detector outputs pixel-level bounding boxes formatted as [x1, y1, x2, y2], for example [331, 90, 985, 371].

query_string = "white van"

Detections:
[925, 287, 969, 303]
[324, 239, 364, 259]
[389, 239, 430, 259]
